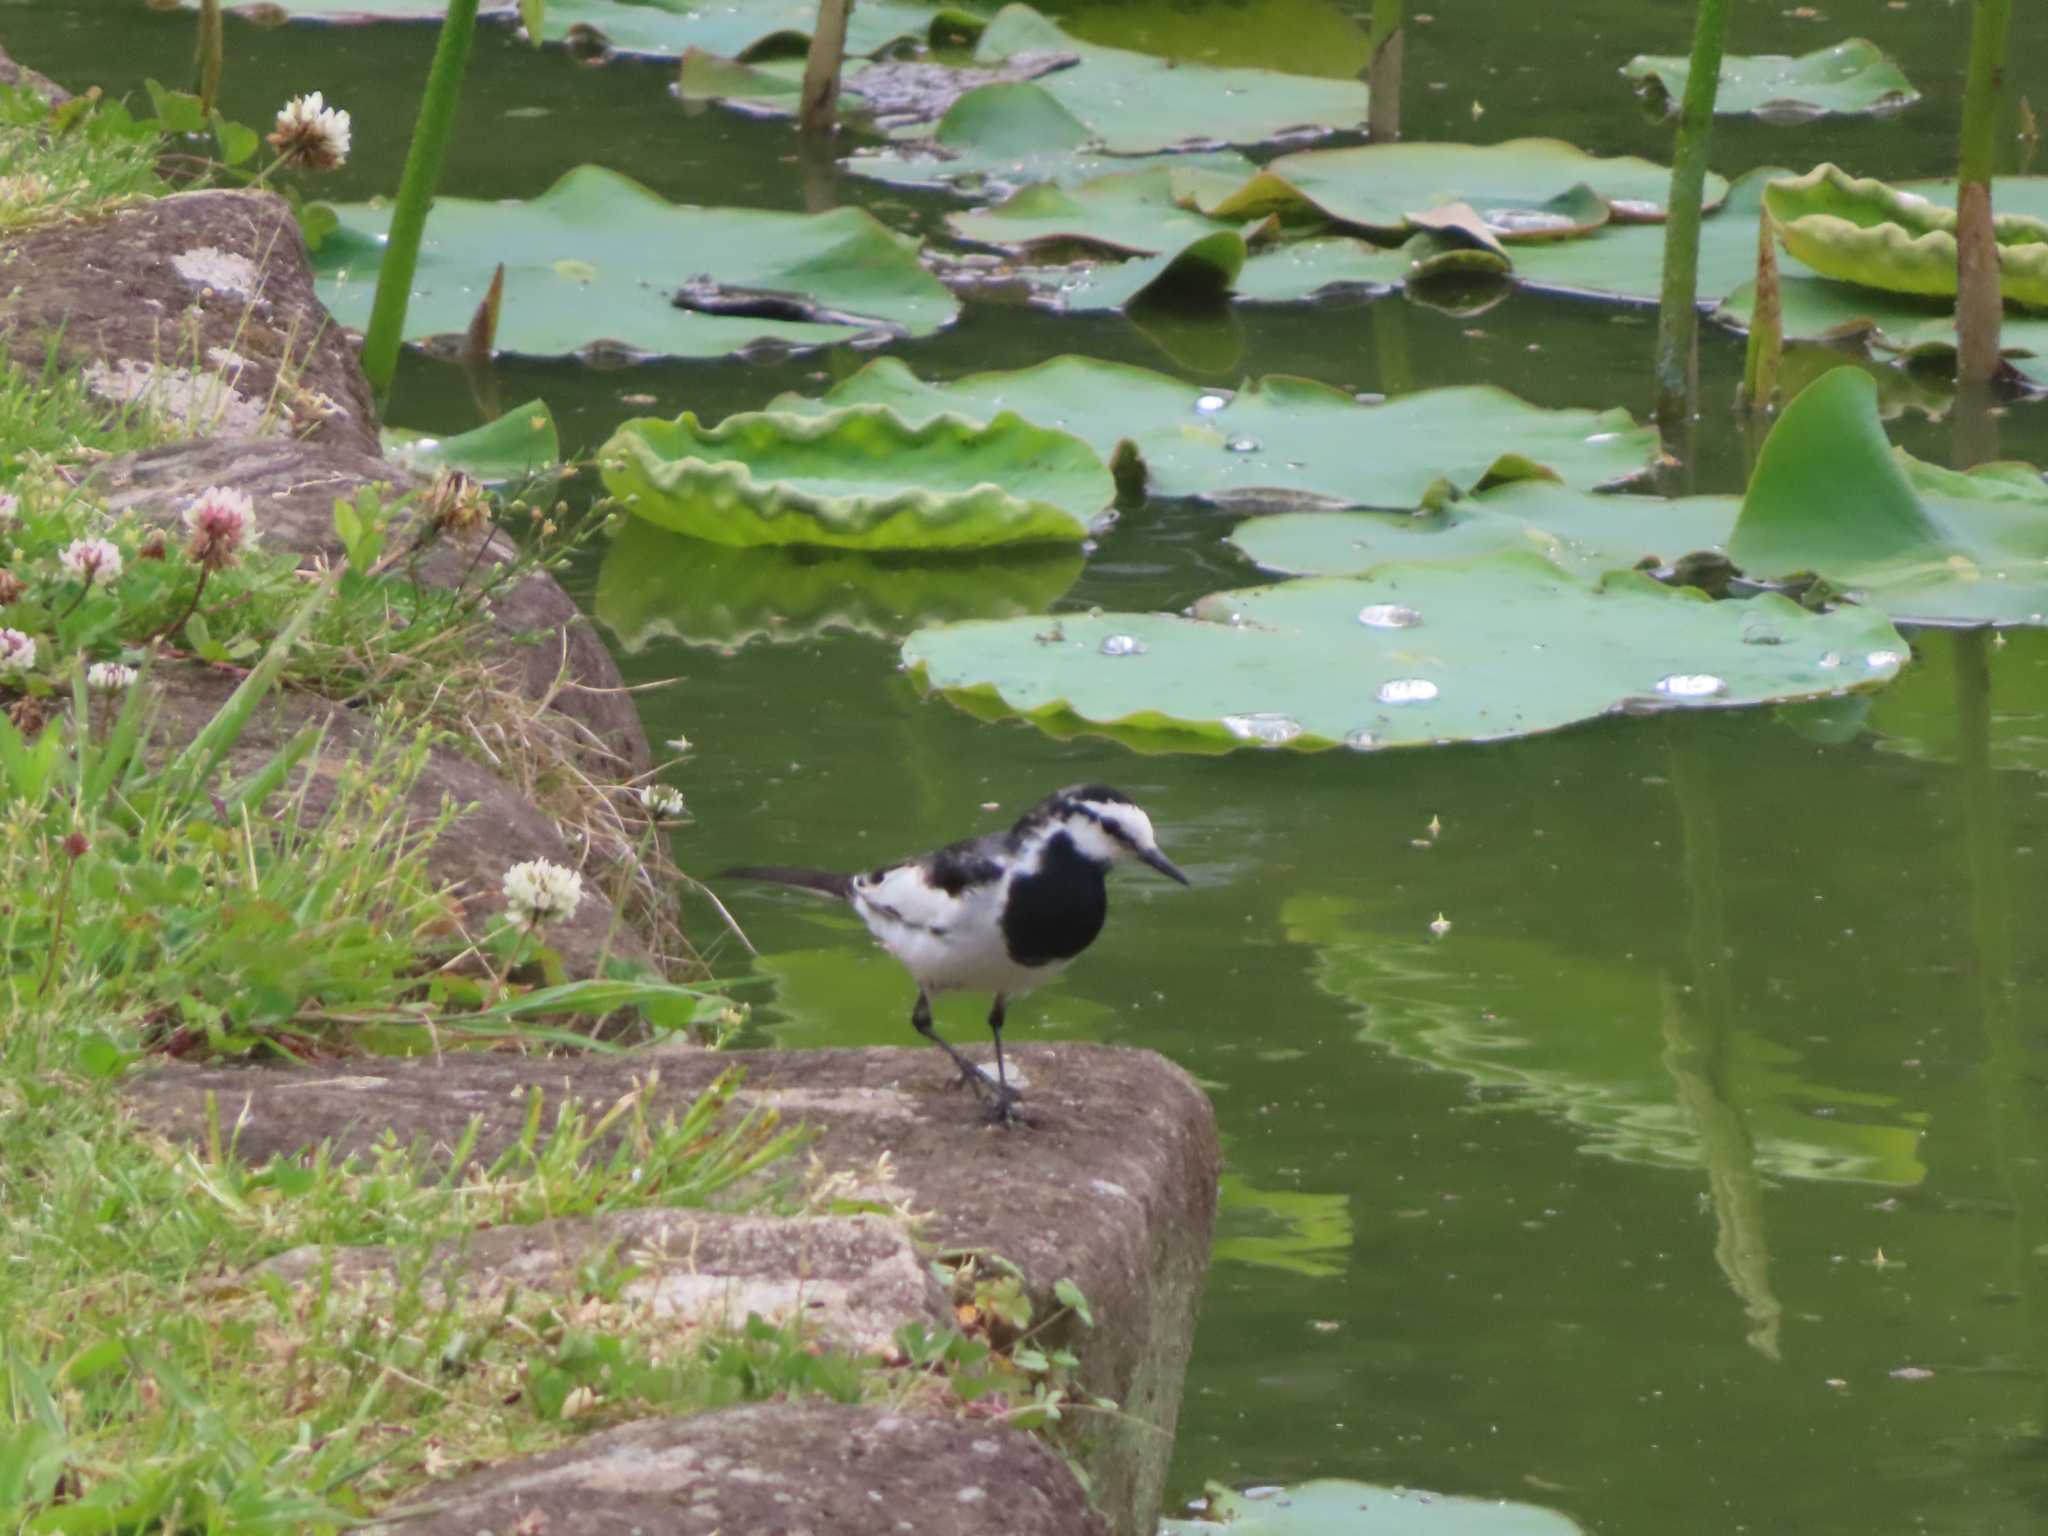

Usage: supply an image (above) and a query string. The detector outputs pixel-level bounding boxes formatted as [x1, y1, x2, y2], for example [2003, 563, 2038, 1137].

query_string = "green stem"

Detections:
[360, 0, 483, 409]
[1651, 0, 1729, 427]
[1956, 0, 2014, 385]
[194, 0, 223, 120]
[1365, 0, 1402, 142]
[799, 0, 854, 139]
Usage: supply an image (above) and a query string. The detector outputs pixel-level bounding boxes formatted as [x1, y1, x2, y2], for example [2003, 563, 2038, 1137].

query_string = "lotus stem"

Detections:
[1955, 0, 2014, 387]
[800, 0, 854, 139]
[194, 0, 223, 120]
[361, 0, 483, 408]
[1366, 0, 1402, 142]
[1651, 0, 1729, 429]
[1738, 203, 1781, 412]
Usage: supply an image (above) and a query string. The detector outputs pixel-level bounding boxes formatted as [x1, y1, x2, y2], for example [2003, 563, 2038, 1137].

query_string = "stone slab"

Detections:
[0, 44, 68, 105]
[0, 188, 378, 454]
[126, 1043, 1219, 1534]
[246, 1209, 949, 1356]
[363, 1402, 1108, 1536]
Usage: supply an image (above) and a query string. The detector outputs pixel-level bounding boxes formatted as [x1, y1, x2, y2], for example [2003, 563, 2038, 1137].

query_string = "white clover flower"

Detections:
[0, 493, 18, 529]
[0, 628, 35, 675]
[638, 783, 687, 820]
[182, 485, 255, 571]
[87, 662, 138, 694]
[59, 537, 121, 587]
[267, 92, 351, 172]
[502, 858, 584, 931]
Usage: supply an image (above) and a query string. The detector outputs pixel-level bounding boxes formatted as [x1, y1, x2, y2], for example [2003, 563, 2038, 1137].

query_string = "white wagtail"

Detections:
[723, 784, 1189, 1123]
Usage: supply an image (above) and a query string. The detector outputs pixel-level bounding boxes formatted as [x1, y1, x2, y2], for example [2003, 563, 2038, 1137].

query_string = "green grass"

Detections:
[0, 83, 168, 236]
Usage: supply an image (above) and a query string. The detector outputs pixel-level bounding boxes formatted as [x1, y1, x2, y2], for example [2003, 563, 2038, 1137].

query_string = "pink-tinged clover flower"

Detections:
[59, 537, 121, 587]
[87, 661, 138, 694]
[0, 628, 35, 675]
[182, 485, 255, 571]
[267, 93, 351, 172]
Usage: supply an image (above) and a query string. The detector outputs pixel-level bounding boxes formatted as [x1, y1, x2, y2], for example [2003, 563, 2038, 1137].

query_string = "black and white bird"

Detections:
[722, 784, 1189, 1123]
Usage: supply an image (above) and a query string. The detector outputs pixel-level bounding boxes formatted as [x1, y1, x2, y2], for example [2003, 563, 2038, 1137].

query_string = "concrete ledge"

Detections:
[126, 1044, 1220, 1534]
[364, 1402, 1109, 1536]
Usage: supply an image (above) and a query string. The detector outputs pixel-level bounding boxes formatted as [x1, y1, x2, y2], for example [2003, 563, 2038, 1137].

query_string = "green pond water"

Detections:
[37, 0, 2048, 1527]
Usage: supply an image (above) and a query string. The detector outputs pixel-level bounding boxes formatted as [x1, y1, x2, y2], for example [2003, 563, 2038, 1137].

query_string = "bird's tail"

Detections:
[719, 865, 854, 899]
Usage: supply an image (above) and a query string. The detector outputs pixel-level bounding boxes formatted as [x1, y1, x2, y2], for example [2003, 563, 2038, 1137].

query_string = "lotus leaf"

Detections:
[1623, 40, 1918, 120]
[593, 518, 1083, 650]
[900, 549, 1907, 753]
[676, 42, 1070, 129]
[1185, 138, 1727, 239]
[948, 166, 1246, 256]
[1032, 230, 1247, 311]
[1715, 276, 2048, 391]
[309, 166, 957, 360]
[1229, 482, 1739, 580]
[1762, 164, 2048, 307]
[964, 2, 1370, 154]
[601, 404, 1109, 550]
[1278, 897, 1928, 1185]
[842, 83, 1258, 199]
[1732, 369, 2048, 625]
[1164, 1477, 1585, 1535]
[774, 357, 1658, 509]
[382, 398, 559, 485]
[207, 0, 987, 58]
[1514, 168, 1792, 307]
[1230, 236, 1448, 302]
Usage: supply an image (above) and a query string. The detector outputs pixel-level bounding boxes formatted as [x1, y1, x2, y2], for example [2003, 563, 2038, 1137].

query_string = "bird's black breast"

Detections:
[1000, 831, 1108, 969]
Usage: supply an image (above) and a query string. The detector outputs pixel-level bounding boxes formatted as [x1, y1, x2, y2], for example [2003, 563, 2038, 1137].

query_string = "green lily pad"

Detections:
[901, 549, 1907, 754]
[964, 1, 1370, 154]
[1229, 481, 1739, 580]
[310, 166, 958, 361]
[1623, 40, 1918, 120]
[383, 399, 559, 486]
[1514, 167, 1791, 307]
[592, 517, 1083, 650]
[775, 357, 1658, 509]
[1279, 897, 1928, 1185]
[1185, 138, 1727, 239]
[1165, 1476, 1585, 1535]
[949, 165, 1246, 256]
[1032, 229, 1248, 311]
[842, 83, 1259, 199]
[1731, 368, 2048, 626]
[1231, 236, 1435, 302]
[600, 403, 1109, 550]
[1763, 164, 2048, 307]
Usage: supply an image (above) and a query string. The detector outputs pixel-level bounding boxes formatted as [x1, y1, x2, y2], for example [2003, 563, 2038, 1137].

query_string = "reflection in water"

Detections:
[592, 518, 1084, 650]
[1211, 1173, 1353, 1278]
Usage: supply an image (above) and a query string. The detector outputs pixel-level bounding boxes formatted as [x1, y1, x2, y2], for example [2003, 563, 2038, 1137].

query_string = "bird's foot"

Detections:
[978, 1080, 1026, 1126]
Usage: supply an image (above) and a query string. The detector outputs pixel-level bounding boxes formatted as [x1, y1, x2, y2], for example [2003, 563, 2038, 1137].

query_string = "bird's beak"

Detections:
[1141, 847, 1192, 885]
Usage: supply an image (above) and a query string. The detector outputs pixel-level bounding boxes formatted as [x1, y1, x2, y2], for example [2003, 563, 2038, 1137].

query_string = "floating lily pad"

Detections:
[1186, 138, 1727, 238]
[1229, 481, 1739, 580]
[1763, 164, 2048, 307]
[383, 399, 559, 485]
[1623, 40, 1918, 121]
[601, 403, 1108, 550]
[310, 166, 957, 360]
[963, 2, 1369, 154]
[1278, 897, 1928, 1185]
[1165, 1477, 1586, 1535]
[1732, 368, 2048, 626]
[901, 549, 1907, 754]
[1513, 168, 1791, 307]
[842, 82, 1258, 199]
[775, 357, 1657, 509]
[948, 165, 1245, 256]
[677, 41, 1073, 130]
[1031, 230, 1248, 311]
[592, 517, 1083, 649]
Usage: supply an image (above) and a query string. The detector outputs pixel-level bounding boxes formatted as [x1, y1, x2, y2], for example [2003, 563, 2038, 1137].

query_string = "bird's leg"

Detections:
[982, 992, 1021, 1123]
[912, 989, 1001, 1103]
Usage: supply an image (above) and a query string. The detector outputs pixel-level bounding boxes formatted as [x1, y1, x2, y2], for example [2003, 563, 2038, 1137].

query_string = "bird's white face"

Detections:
[1061, 798, 1190, 884]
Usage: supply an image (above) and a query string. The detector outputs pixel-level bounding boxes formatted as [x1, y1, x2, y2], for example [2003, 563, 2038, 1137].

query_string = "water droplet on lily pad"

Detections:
[1357, 603, 1424, 629]
[1226, 436, 1260, 454]
[1655, 673, 1727, 698]
[1222, 712, 1303, 746]
[1741, 615, 1785, 645]
[1100, 634, 1148, 657]
[1819, 651, 1844, 669]
[1343, 728, 1377, 751]
[1377, 678, 1439, 704]
[1490, 208, 1576, 235]
[1195, 393, 1228, 413]
[1865, 648, 1905, 670]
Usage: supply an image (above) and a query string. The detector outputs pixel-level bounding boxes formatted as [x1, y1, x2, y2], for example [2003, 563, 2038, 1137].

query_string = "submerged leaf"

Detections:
[1165, 1477, 1585, 1535]
[1624, 40, 1918, 121]
[601, 404, 1109, 550]
[309, 166, 957, 360]
[901, 549, 1906, 753]
[383, 399, 559, 485]
[775, 356, 1657, 510]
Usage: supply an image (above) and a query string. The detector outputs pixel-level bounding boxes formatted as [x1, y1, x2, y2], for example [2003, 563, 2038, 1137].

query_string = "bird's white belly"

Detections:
[853, 883, 1063, 995]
